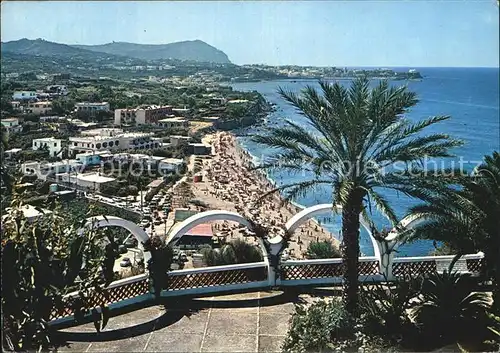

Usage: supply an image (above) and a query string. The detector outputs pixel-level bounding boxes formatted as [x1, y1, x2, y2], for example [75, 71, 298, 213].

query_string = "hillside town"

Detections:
[0, 72, 281, 271]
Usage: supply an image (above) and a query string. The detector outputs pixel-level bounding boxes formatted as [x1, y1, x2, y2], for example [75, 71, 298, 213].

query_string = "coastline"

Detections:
[190, 131, 341, 259]
[236, 137, 343, 240]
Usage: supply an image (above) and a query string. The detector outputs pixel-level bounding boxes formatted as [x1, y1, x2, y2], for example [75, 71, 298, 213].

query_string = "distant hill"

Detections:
[0, 38, 125, 61]
[72, 40, 231, 64]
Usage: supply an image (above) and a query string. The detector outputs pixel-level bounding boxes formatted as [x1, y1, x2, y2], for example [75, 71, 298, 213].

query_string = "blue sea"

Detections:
[230, 68, 500, 256]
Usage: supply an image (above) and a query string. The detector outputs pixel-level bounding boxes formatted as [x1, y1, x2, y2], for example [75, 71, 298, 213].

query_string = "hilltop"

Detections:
[72, 40, 231, 64]
[0, 38, 126, 61]
[1, 38, 231, 64]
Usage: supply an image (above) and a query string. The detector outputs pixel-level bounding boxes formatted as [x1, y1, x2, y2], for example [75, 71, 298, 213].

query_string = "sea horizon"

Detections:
[231, 66, 500, 257]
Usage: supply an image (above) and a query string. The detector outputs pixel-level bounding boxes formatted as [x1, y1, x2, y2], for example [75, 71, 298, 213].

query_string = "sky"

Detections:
[1, 1, 499, 67]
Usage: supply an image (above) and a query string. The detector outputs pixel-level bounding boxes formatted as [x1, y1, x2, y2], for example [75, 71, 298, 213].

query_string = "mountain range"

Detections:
[1, 38, 232, 64]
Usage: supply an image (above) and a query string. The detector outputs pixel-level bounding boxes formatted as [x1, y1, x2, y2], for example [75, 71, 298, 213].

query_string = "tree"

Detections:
[252, 78, 462, 314]
[1, 197, 119, 351]
[117, 187, 129, 197]
[128, 185, 139, 201]
[306, 240, 341, 259]
[405, 151, 500, 309]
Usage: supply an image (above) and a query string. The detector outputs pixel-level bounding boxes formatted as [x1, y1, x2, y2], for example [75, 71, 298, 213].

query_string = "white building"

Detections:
[4, 148, 22, 159]
[114, 105, 173, 125]
[22, 160, 82, 181]
[69, 129, 160, 154]
[158, 117, 189, 129]
[32, 137, 63, 158]
[158, 158, 185, 174]
[170, 135, 191, 147]
[26, 101, 52, 115]
[10, 101, 21, 110]
[80, 128, 123, 137]
[75, 102, 110, 113]
[56, 172, 117, 192]
[12, 91, 37, 101]
[3, 204, 53, 223]
[1, 118, 22, 135]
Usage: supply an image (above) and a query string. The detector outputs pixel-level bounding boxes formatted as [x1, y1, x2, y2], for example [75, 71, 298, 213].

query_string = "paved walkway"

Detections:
[53, 291, 302, 352]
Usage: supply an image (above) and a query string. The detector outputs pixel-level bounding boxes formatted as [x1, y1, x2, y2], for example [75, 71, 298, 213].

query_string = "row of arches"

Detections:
[83, 204, 428, 282]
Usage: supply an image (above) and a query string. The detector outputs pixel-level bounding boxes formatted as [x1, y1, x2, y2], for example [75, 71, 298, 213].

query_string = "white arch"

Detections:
[165, 210, 276, 281]
[81, 216, 151, 263]
[165, 210, 253, 245]
[285, 203, 381, 260]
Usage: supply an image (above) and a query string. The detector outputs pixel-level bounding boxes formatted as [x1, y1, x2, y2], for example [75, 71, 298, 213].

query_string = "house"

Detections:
[32, 137, 63, 158]
[22, 160, 82, 180]
[227, 99, 250, 104]
[75, 151, 105, 166]
[157, 117, 189, 129]
[2, 204, 52, 223]
[12, 91, 37, 101]
[69, 129, 159, 154]
[177, 223, 214, 247]
[4, 148, 22, 159]
[75, 102, 110, 114]
[1, 118, 22, 135]
[158, 158, 185, 174]
[46, 85, 68, 96]
[188, 143, 211, 156]
[170, 135, 191, 147]
[26, 101, 52, 115]
[39, 116, 65, 123]
[172, 107, 191, 116]
[114, 105, 173, 125]
[209, 97, 226, 106]
[56, 172, 117, 192]
[10, 101, 21, 110]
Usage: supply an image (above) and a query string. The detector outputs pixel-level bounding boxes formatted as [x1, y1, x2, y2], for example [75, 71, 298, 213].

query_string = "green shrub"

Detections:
[201, 239, 262, 266]
[359, 276, 421, 347]
[283, 299, 355, 352]
[412, 269, 497, 349]
[1, 199, 118, 351]
[305, 240, 341, 259]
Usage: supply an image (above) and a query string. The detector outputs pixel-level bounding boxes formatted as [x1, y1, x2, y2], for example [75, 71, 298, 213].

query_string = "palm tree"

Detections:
[405, 151, 500, 308]
[252, 78, 462, 314]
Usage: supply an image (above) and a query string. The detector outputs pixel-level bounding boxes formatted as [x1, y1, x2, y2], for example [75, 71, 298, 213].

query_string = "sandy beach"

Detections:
[186, 131, 340, 260]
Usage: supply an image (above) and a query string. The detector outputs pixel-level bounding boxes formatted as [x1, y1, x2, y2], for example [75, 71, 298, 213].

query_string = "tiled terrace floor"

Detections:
[53, 291, 311, 352]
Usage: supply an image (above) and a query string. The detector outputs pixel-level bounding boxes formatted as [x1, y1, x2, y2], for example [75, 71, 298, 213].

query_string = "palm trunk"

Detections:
[341, 197, 363, 316]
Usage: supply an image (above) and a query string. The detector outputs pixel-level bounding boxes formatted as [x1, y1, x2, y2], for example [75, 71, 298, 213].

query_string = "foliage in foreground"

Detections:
[406, 151, 500, 309]
[283, 299, 356, 352]
[1, 198, 119, 351]
[252, 77, 463, 314]
[143, 235, 174, 298]
[201, 239, 263, 266]
[305, 240, 341, 259]
[284, 269, 500, 352]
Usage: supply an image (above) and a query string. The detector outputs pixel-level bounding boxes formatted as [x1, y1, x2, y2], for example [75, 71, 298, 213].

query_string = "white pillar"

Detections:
[261, 235, 284, 287]
[374, 238, 398, 281]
